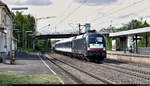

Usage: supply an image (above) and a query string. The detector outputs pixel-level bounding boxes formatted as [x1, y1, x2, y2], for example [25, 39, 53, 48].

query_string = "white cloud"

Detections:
[3, 0, 150, 34]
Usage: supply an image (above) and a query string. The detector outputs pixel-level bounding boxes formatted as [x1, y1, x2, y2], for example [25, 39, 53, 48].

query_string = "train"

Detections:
[54, 30, 106, 63]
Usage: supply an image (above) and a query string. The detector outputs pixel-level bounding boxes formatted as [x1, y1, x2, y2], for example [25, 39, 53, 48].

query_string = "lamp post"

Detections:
[28, 34, 34, 49]
[3, 28, 7, 64]
[25, 31, 33, 49]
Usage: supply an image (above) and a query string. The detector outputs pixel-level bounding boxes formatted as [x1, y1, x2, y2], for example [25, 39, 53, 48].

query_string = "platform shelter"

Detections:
[109, 27, 150, 55]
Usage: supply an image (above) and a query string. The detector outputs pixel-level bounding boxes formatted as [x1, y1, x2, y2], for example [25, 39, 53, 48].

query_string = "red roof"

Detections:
[0, 1, 6, 6]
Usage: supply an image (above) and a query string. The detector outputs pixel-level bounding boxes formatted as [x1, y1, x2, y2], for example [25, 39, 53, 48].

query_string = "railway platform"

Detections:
[0, 53, 51, 75]
[0, 53, 78, 84]
[107, 51, 150, 65]
[107, 51, 150, 57]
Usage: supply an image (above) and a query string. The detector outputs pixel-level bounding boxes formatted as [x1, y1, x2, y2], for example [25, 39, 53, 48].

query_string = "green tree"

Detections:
[142, 20, 150, 27]
[138, 37, 146, 47]
[13, 12, 36, 49]
[35, 40, 51, 51]
[13, 12, 52, 51]
[106, 37, 112, 50]
[126, 19, 150, 30]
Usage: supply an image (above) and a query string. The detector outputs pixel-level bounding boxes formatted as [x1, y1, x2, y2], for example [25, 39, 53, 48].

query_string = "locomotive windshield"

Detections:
[96, 37, 103, 42]
[89, 36, 103, 43]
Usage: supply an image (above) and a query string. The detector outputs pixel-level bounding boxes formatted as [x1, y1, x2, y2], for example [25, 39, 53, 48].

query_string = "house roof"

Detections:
[0, 1, 14, 21]
[0, 1, 6, 5]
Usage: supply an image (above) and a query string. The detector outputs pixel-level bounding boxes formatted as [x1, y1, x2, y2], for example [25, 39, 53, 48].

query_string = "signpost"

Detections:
[11, 7, 28, 11]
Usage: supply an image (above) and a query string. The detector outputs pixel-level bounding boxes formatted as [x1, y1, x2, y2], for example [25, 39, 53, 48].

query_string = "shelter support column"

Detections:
[135, 34, 138, 53]
[146, 33, 148, 47]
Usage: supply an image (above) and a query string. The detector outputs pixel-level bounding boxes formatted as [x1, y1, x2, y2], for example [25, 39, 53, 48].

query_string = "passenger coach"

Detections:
[54, 30, 106, 62]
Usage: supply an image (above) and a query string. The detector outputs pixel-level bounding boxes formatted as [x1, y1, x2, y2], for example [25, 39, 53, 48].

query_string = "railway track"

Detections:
[57, 54, 150, 81]
[103, 59, 150, 81]
[44, 54, 116, 84]
[104, 60, 150, 75]
[99, 63, 150, 81]
[104, 59, 150, 75]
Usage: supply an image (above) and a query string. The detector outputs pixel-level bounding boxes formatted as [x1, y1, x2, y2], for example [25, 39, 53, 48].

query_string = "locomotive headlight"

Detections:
[103, 47, 106, 51]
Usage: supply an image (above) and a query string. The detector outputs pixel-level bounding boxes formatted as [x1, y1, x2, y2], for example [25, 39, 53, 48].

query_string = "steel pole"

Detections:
[22, 23, 24, 49]
[10, 28, 15, 64]
[3, 32, 7, 64]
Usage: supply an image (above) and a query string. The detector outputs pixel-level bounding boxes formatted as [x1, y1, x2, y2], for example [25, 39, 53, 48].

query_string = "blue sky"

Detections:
[3, 0, 150, 34]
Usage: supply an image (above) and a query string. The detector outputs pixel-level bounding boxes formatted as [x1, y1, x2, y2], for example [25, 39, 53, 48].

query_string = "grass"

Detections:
[0, 72, 64, 84]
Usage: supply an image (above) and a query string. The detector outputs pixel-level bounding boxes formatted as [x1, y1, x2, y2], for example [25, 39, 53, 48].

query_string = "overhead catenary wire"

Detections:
[91, 0, 145, 23]
[54, 0, 74, 24]
[55, 0, 88, 26]
[93, 4, 149, 29]
[91, 0, 145, 29]
[38, 24, 51, 32]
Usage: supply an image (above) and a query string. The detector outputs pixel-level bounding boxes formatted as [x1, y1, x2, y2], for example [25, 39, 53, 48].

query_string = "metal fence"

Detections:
[138, 47, 150, 55]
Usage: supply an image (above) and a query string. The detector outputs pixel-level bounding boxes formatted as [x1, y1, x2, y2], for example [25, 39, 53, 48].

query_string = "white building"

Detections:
[0, 1, 14, 62]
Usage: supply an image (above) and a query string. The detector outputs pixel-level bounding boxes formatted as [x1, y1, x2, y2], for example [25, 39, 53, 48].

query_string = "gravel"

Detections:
[48, 53, 150, 84]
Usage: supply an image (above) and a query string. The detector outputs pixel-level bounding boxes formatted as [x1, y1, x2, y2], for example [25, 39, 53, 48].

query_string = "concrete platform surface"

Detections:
[107, 51, 150, 65]
[0, 53, 51, 75]
[107, 51, 150, 58]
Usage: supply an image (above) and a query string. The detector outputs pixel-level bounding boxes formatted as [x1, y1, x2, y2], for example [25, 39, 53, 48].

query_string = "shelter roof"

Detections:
[109, 27, 150, 37]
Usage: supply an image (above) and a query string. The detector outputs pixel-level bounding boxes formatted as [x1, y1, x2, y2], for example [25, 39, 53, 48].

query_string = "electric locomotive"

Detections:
[54, 30, 106, 62]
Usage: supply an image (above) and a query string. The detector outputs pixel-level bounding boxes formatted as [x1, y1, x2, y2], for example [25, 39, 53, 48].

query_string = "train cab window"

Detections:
[96, 37, 103, 42]
[89, 37, 103, 43]
[89, 37, 95, 43]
